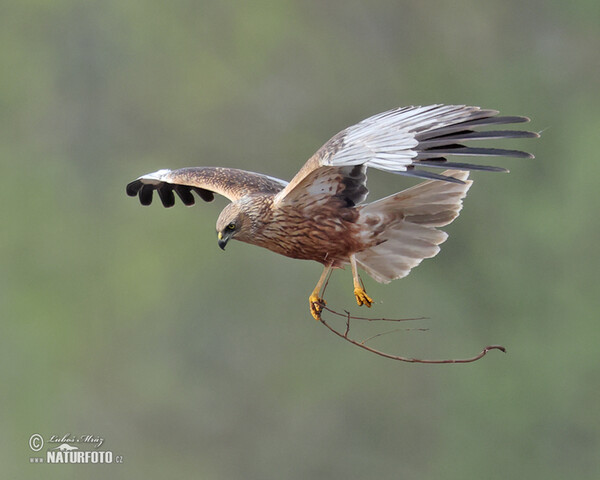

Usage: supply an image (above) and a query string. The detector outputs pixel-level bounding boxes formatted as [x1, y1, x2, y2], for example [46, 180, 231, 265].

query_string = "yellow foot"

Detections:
[309, 293, 326, 320]
[354, 287, 373, 308]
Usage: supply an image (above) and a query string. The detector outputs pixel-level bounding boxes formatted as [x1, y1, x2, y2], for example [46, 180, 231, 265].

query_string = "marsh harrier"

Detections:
[126, 105, 537, 319]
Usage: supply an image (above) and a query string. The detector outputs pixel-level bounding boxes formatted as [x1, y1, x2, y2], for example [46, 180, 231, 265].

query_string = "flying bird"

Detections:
[126, 105, 537, 319]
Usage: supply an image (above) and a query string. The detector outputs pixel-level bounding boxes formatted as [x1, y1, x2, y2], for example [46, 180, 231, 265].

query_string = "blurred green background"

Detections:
[2, 0, 599, 478]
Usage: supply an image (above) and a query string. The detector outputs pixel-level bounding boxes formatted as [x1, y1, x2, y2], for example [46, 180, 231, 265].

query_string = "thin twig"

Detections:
[318, 303, 505, 364]
[360, 329, 403, 345]
[322, 305, 427, 323]
[315, 274, 504, 363]
[360, 327, 429, 346]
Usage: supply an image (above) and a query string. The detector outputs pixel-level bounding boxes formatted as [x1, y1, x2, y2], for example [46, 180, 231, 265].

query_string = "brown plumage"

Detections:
[126, 105, 538, 319]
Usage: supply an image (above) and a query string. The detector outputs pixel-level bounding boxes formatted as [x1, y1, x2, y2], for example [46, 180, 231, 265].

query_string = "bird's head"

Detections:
[216, 202, 250, 250]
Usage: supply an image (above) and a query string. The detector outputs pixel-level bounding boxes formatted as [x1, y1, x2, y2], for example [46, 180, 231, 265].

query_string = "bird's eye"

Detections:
[227, 223, 236, 230]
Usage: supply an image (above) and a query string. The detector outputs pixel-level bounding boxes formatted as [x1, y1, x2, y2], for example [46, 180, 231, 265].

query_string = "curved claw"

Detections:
[309, 293, 326, 320]
[354, 287, 373, 308]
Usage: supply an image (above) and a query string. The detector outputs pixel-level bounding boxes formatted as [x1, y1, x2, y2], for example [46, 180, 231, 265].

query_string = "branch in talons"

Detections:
[323, 305, 428, 323]
[317, 303, 506, 364]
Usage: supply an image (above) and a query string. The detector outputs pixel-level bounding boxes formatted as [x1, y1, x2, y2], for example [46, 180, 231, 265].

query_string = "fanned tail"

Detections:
[356, 170, 471, 283]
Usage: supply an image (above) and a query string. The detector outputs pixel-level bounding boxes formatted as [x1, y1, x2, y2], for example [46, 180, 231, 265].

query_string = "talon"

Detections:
[354, 287, 373, 308]
[309, 293, 326, 320]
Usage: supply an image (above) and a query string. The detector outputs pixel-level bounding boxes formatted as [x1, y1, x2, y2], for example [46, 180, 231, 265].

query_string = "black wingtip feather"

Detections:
[467, 115, 531, 126]
[417, 115, 534, 141]
[195, 188, 215, 202]
[418, 129, 540, 149]
[157, 186, 176, 208]
[174, 185, 196, 206]
[126, 180, 142, 197]
[416, 146, 534, 159]
[417, 161, 509, 173]
[139, 184, 154, 206]
[398, 169, 467, 184]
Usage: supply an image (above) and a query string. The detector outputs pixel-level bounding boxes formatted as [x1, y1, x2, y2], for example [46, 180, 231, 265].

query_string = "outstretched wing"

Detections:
[126, 167, 288, 207]
[275, 105, 538, 206]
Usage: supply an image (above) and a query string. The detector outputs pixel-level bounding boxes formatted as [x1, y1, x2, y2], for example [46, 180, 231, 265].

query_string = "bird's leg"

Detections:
[309, 263, 332, 320]
[350, 254, 373, 308]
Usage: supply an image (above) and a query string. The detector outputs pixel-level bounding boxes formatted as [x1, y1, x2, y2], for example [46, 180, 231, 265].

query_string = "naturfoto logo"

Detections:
[28, 433, 123, 465]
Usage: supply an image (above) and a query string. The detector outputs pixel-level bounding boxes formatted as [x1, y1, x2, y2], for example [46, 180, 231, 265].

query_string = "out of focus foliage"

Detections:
[2, 1, 599, 479]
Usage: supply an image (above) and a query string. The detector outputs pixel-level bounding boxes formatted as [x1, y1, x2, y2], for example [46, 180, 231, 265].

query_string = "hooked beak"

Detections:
[217, 231, 229, 250]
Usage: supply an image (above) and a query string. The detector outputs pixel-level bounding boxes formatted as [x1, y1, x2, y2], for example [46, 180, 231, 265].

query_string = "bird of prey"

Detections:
[127, 105, 537, 320]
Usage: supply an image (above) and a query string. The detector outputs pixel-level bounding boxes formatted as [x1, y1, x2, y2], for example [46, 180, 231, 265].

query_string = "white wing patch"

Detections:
[325, 105, 490, 173]
[137, 169, 173, 184]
